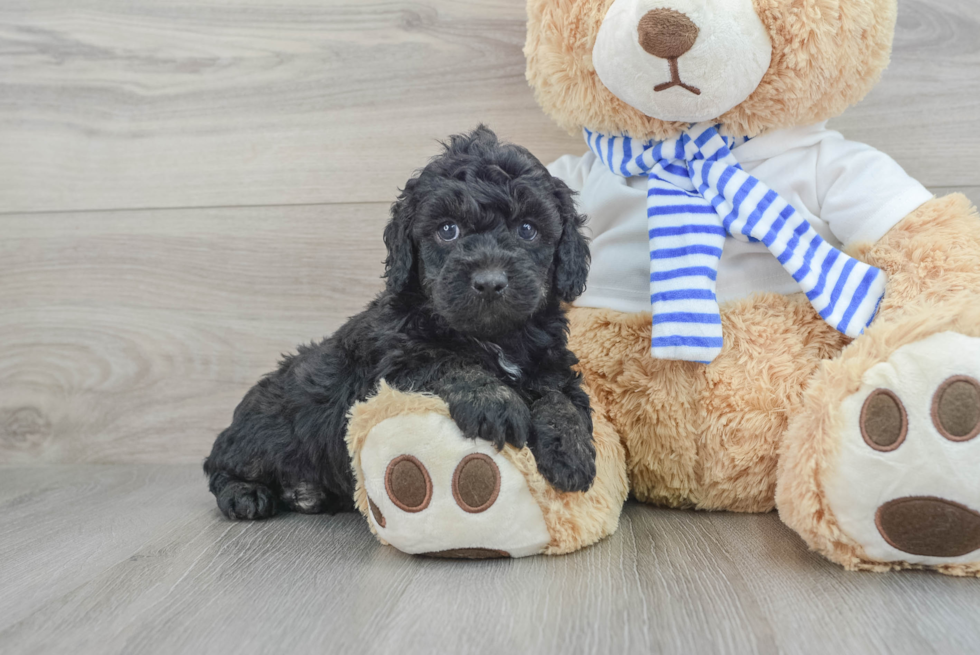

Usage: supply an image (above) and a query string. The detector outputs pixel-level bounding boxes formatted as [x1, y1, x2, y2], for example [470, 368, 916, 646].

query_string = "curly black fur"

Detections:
[204, 126, 594, 520]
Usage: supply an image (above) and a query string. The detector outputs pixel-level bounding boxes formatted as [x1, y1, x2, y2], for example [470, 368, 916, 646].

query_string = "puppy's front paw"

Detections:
[530, 398, 596, 493]
[446, 385, 531, 450]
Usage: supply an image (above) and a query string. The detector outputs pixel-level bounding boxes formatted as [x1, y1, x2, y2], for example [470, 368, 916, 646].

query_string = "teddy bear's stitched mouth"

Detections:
[653, 56, 701, 96]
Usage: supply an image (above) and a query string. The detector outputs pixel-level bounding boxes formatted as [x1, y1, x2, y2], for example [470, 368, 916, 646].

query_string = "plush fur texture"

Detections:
[346, 381, 629, 555]
[526, 0, 896, 141]
[569, 290, 849, 513]
[204, 127, 597, 520]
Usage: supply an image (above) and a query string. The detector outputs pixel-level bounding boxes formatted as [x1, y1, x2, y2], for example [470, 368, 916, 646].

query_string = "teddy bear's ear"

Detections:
[551, 177, 590, 303]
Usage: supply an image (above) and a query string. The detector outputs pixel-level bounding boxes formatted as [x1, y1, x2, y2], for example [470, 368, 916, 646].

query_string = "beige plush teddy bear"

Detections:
[347, 0, 980, 574]
[526, 0, 980, 575]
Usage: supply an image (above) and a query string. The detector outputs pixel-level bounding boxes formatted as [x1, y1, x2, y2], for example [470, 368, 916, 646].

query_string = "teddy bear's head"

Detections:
[526, 0, 896, 141]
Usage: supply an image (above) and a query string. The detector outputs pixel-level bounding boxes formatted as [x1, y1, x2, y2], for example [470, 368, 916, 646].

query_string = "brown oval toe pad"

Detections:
[932, 376, 980, 442]
[860, 389, 908, 452]
[385, 455, 432, 513]
[452, 453, 501, 513]
[876, 496, 980, 558]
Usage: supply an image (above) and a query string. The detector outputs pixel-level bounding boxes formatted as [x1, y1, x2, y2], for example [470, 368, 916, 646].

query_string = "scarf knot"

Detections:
[585, 123, 886, 363]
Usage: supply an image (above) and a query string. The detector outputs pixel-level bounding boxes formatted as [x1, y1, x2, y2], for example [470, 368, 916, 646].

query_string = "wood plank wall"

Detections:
[1, 0, 978, 464]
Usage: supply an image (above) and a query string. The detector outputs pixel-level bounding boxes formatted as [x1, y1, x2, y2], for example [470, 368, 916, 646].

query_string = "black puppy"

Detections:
[204, 126, 595, 520]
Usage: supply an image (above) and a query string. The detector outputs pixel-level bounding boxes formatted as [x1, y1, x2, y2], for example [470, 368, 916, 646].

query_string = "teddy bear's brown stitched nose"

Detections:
[638, 8, 699, 59]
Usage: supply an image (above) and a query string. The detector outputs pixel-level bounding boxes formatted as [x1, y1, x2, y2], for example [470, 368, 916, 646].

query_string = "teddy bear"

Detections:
[345, 0, 980, 574]
[522, 0, 980, 575]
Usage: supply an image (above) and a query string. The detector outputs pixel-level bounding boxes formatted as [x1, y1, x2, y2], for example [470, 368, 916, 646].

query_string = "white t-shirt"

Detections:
[548, 122, 933, 314]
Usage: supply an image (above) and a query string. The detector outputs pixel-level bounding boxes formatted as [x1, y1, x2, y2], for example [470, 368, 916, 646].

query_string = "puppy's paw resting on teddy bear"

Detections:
[441, 381, 531, 451]
[346, 382, 629, 557]
[530, 392, 596, 493]
[779, 314, 980, 576]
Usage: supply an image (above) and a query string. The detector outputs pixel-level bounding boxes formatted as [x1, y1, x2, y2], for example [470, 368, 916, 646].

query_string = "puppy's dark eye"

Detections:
[517, 222, 538, 241]
[437, 222, 460, 242]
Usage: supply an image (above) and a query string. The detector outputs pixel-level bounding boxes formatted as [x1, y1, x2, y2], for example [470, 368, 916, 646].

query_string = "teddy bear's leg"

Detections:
[345, 381, 628, 558]
[568, 297, 849, 512]
[777, 195, 980, 576]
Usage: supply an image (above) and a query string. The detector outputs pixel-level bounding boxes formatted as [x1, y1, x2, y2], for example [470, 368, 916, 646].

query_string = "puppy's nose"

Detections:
[638, 8, 699, 59]
[472, 269, 508, 298]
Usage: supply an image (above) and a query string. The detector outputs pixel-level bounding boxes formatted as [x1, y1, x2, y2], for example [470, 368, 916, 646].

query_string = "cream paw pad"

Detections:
[356, 411, 550, 559]
[345, 382, 630, 558]
[825, 332, 980, 569]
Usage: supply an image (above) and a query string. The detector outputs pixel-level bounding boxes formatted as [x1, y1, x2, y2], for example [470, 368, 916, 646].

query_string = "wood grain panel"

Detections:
[0, 0, 976, 214]
[2, 466, 979, 655]
[829, 0, 980, 183]
[0, 0, 580, 213]
[0, 204, 388, 464]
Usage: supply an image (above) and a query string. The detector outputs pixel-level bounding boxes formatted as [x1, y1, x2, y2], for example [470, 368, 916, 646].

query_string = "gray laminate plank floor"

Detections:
[2, 465, 979, 655]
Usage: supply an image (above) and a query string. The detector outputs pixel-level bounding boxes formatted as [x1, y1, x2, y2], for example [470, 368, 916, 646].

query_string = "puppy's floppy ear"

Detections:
[551, 177, 590, 302]
[383, 177, 419, 295]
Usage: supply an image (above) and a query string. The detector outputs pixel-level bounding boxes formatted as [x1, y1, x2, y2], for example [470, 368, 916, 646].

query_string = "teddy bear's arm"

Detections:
[857, 192, 980, 319]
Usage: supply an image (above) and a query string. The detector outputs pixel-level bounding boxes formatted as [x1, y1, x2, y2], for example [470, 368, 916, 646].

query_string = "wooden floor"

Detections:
[2, 465, 979, 655]
[2, 0, 980, 653]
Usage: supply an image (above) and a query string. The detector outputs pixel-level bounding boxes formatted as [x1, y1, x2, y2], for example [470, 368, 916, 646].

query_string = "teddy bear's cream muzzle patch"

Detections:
[593, 0, 772, 123]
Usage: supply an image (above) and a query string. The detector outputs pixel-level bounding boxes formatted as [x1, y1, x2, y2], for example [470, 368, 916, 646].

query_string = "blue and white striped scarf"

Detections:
[585, 123, 886, 364]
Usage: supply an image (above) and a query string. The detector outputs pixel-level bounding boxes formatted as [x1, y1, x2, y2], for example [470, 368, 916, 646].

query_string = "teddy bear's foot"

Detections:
[345, 382, 628, 558]
[825, 332, 980, 566]
[779, 328, 980, 575]
[358, 411, 552, 558]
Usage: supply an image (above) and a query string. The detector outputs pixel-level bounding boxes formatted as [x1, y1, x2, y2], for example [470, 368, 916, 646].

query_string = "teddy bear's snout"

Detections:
[590, 0, 772, 119]
[638, 8, 699, 60]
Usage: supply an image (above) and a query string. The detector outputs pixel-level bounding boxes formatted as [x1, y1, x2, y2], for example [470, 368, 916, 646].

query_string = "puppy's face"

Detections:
[418, 179, 558, 337]
[383, 127, 590, 338]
